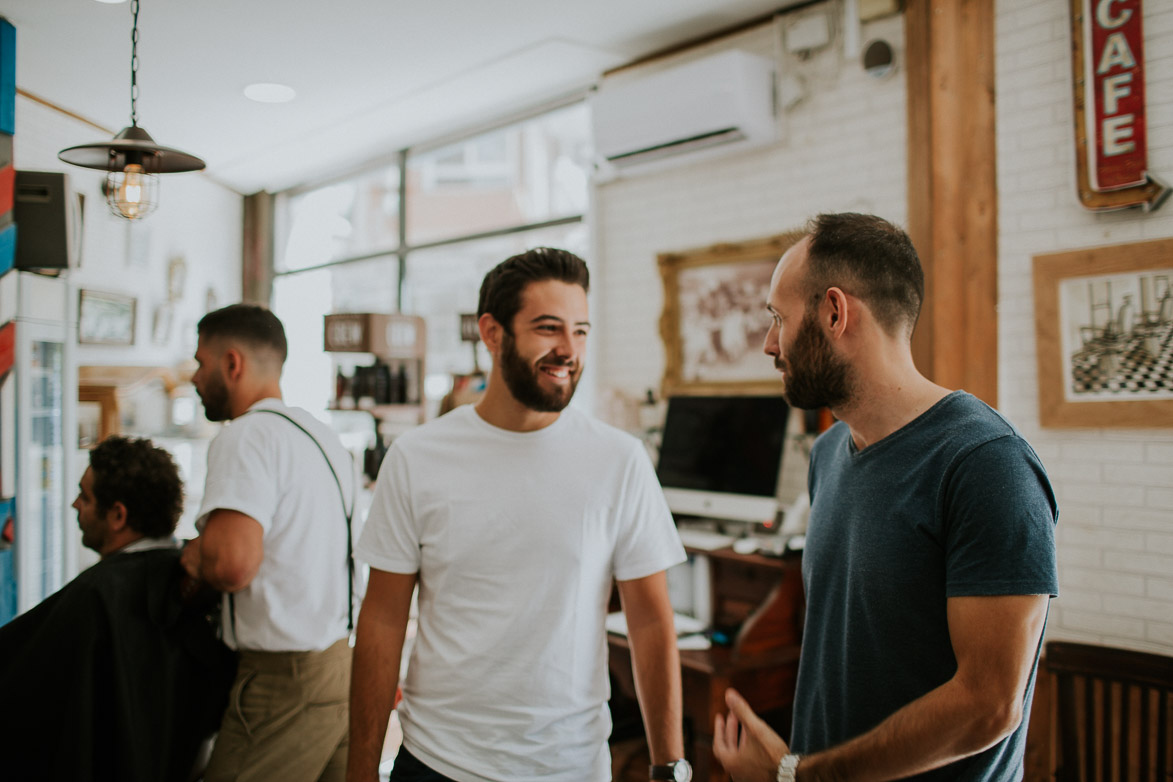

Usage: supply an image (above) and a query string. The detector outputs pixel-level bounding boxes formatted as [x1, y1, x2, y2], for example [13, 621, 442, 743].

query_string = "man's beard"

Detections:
[79, 515, 106, 554]
[198, 370, 232, 422]
[499, 330, 581, 413]
[777, 310, 853, 410]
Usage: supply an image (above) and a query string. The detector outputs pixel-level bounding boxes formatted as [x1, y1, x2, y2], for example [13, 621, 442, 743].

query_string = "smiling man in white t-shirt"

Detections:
[348, 247, 690, 782]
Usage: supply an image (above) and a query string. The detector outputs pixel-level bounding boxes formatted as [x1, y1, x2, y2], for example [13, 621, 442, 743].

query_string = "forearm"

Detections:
[798, 678, 1020, 782]
[627, 616, 685, 763]
[346, 609, 408, 781]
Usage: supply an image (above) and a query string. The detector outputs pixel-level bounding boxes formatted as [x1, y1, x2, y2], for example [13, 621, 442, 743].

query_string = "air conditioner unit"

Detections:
[590, 49, 777, 179]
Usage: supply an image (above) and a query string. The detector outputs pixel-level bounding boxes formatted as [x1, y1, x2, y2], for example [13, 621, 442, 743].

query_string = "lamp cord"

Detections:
[129, 0, 140, 127]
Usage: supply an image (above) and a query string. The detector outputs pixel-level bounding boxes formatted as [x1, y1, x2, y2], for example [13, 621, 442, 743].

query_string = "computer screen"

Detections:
[656, 394, 789, 525]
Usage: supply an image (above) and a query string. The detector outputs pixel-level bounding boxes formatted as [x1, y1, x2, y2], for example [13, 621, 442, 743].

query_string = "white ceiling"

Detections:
[2, 0, 798, 195]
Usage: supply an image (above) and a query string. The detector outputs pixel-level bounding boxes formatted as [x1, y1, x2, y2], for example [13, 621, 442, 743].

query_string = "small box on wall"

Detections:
[13, 171, 78, 271]
[324, 313, 425, 358]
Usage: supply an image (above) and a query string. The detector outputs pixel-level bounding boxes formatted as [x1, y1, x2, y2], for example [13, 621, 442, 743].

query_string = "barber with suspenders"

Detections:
[182, 304, 358, 782]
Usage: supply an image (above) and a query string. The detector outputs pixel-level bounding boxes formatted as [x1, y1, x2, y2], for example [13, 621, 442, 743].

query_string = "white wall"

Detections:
[12, 94, 243, 575]
[592, 9, 908, 402]
[13, 94, 243, 367]
[996, 0, 1173, 655]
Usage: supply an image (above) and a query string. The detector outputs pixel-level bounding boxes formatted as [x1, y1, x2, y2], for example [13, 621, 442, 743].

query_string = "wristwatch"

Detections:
[649, 759, 692, 781]
[776, 753, 801, 782]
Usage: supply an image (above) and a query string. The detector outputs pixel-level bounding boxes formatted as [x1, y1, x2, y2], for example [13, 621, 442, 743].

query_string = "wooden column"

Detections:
[242, 191, 275, 306]
[905, 0, 998, 407]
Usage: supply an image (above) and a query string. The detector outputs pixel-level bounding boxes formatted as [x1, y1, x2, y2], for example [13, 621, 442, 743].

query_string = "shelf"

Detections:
[330, 404, 422, 422]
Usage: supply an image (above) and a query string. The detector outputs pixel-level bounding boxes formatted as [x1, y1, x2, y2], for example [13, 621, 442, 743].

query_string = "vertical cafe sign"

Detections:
[1071, 0, 1168, 211]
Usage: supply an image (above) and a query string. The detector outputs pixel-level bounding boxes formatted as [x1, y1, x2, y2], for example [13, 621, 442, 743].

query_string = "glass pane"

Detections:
[406, 102, 591, 245]
[277, 164, 401, 272]
[402, 222, 588, 414]
[30, 341, 65, 601]
[273, 256, 399, 414]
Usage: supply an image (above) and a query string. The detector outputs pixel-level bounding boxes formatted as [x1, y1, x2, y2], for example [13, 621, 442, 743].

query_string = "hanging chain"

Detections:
[129, 0, 140, 127]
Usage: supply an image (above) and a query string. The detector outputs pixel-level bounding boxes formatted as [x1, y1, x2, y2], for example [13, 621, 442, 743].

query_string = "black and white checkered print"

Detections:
[1070, 322, 1173, 396]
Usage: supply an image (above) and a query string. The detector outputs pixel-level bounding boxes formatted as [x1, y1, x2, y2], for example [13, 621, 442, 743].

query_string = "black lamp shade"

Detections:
[58, 125, 205, 174]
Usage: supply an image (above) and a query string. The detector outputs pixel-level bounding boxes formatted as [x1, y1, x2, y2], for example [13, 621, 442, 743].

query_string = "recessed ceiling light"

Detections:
[94, 0, 128, 5]
[244, 83, 297, 104]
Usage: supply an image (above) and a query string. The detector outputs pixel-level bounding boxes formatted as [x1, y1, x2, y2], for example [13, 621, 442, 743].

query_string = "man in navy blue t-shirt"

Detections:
[712, 213, 1058, 781]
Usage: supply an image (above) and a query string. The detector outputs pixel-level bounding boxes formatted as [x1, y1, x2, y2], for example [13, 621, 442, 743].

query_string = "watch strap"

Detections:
[776, 753, 801, 782]
[649, 759, 690, 780]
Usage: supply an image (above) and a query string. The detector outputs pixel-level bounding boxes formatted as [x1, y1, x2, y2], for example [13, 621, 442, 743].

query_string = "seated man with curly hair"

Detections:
[0, 435, 236, 782]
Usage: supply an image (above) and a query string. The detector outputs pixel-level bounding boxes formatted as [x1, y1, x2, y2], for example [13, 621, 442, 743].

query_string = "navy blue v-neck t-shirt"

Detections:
[791, 391, 1058, 780]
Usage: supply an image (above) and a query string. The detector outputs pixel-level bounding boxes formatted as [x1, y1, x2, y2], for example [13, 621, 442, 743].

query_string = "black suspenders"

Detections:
[230, 408, 357, 638]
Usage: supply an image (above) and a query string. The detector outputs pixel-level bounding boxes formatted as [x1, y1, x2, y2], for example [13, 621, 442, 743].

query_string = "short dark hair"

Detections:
[89, 436, 184, 538]
[804, 213, 924, 336]
[477, 247, 589, 333]
[197, 304, 288, 363]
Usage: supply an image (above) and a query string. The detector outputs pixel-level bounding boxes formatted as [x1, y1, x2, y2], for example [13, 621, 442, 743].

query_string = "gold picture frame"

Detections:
[659, 231, 803, 397]
[1033, 237, 1173, 428]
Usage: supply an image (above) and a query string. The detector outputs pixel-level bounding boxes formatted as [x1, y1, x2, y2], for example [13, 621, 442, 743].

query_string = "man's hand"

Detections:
[180, 537, 202, 581]
[713, 688, 789, 782]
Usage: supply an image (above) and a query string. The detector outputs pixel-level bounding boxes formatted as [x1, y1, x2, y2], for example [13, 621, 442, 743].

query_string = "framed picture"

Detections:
[78, 289, 136, 346]
[167, 255, 187, 301]
[1033, 237, 1173, 427]
[659, 231, 803, 396]
[151, 303, 174, 346]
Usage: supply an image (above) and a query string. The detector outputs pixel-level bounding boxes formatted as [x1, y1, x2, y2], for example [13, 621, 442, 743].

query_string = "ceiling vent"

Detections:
[590, 49, 777, 179]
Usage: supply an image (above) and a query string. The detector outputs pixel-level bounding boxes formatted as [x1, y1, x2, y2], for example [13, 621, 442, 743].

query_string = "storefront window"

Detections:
[273, 256, 399, 413]
[405, 103, 590, 246]
[273, 99, 590, 420]
[277, 164, 400, 272]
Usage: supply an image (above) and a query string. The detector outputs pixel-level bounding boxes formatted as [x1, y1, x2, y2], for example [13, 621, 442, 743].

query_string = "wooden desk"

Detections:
[608, 546, 804, 782]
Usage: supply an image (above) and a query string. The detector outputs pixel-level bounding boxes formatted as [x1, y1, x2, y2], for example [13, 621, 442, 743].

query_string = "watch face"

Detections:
[673, 759, 693, 782]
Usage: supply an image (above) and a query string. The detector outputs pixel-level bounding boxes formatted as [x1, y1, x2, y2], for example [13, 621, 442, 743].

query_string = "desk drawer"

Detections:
[712, 560, 782, 627]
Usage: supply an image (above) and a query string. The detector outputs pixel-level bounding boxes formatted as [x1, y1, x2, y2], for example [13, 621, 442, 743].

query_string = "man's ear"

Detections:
[824, 287, 851, 338]
[222, 345, 246, 382]
[479, 313, 504, 355]
[104, 501, 129, 533]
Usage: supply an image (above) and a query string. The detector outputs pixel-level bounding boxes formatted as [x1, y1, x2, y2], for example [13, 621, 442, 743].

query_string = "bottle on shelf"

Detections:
[355, 366, 376, 410]
[373, 360, 392, 405]
[336, 369, 355, 410]
[395, 362, 410, 406]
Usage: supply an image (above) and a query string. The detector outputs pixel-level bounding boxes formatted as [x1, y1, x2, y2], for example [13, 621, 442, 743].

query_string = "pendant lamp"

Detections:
[58, 0, 204, 220]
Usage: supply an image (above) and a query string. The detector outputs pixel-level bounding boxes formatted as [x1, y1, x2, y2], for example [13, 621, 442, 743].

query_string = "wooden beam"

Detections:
[242, 191, 275, 306]
[905, 0, 934, 378]
[904, 0, 998, 407]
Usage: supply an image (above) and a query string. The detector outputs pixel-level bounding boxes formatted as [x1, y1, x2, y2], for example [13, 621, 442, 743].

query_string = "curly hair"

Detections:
[89, 436, 184, 538]
[477, 247, 589, 334]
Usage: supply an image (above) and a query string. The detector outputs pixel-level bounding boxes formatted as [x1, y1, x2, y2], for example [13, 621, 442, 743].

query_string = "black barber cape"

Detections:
[0, 547, 236, 782]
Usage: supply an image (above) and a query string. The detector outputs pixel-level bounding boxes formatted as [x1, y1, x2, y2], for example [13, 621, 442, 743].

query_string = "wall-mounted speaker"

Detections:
[13, 170, 78, 271]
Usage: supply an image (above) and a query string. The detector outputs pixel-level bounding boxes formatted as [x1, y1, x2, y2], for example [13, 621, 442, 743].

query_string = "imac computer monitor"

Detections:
[656, 394, 790, 525]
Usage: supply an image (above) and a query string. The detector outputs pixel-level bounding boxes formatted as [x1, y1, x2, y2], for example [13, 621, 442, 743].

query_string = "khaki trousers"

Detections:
[203, 638, 351, 782]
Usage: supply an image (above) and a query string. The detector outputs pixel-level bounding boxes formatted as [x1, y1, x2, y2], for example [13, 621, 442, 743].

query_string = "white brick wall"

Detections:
[997, 0, 1173, 654]
[593, 9, 908, 402]
[592, 0, 1173, 656]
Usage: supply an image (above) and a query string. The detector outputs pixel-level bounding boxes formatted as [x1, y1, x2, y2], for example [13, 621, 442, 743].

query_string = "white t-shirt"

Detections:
[356, 405, 685, 782]
[197, 398, 355, 652]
